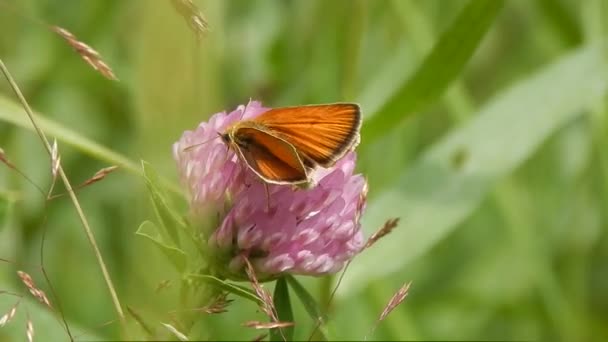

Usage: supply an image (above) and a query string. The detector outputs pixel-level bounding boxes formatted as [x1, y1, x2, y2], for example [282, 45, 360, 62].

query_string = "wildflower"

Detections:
[172, 101, 367, 280]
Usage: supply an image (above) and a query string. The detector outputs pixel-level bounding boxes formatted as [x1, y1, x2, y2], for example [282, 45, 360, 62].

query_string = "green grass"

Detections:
[1, 0, 607, 341]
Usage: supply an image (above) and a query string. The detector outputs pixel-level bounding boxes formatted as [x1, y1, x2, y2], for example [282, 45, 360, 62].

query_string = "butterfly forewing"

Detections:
[253, 103, 361, 167]
[233, 126, 309, 184]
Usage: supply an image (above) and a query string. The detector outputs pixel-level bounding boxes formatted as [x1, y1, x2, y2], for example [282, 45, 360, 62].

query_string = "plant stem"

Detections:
[0, 59, 127, 333]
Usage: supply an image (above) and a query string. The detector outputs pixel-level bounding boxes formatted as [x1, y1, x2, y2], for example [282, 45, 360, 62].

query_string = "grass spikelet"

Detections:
[378, 281, 411, 322]
[50, 139, 60, 181]
[242, 256, 278, 323]
[201, 293, 232, 314]
[17, 271, 52, 309]
[0, 301, 19, 327]
[364, 218, 400, 250]
[170, 0, 210, 39]
[366, 281, 412, 340]
[26, 315, 34, 342]
[79, 165, 119, 188]
[242, 320, 295, 330]
[50, 26, 118, 81]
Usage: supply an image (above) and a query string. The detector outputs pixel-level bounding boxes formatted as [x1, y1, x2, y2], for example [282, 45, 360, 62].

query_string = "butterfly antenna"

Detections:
[182, 134, 221, 152]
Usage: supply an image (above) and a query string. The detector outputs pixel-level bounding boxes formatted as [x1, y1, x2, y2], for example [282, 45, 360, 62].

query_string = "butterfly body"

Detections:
[221, 103, 361, 186]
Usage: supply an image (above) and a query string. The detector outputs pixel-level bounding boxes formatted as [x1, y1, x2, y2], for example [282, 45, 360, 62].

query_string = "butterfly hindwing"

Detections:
[232, 126, 309, 184]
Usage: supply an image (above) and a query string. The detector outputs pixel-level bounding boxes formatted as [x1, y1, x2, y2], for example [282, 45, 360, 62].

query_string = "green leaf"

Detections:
[135, 221, 187, 272]
[340, 44, 608, 297]
[270, 277, 294, 342]
[536, 0, 582, 46]
[186, 274, 261, 305]
[361, 0, 505, 143]
[141, 160, 184, 247]
[286, 275, 327, 323]
[0, 95, 182, 195]
[286, 275, 328, 341]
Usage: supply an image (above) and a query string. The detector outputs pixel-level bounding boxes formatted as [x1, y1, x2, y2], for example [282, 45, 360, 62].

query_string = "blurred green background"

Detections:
[1, 0, 607, 340]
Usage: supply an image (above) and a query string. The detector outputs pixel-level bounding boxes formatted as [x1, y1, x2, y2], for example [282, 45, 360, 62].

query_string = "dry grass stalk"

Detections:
[0, 148, 46, 197]
[170, 0, 209, 39]
[378, 281, 411, 322]
[50, 26, 118, 81]
[126, 306, 155, 338]
[0, 301, 19, 327]
[242, 256, 278, 323]
[242, 256, 289, 341]
[242, 320, 295, 330]
[201, 293, 232, 314]
[48, 165, 120, 200]
[364, 218, 400, 250]
[16, 271, 52, 309]
[0, 58, 126, 332]
[0, 147, 16, 169]
[161, 322, 189, 341]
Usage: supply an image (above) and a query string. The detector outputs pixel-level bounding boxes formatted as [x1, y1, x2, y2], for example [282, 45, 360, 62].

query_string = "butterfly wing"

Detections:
[253, 103, 361, 167]
[232, 126, 310, 184]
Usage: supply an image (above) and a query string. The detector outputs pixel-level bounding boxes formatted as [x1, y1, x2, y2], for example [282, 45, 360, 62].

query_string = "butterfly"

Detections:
[220, 102, 361, 187]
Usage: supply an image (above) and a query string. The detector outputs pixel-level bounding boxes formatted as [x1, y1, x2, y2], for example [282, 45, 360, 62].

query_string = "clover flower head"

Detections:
[172, 101, 367, 279]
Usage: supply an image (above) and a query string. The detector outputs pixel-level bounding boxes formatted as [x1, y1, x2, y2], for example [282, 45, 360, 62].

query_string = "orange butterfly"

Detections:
[220, 102, 361, 187]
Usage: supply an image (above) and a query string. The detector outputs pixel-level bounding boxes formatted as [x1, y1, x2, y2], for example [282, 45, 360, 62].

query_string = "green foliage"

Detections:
[361, 0, 505, 142]
[271, 278, 294, 341]
[135, 221, 187, 272]
[286, 275, 329, 340]
[0, 0, 607, 341]
[185, 274, 260, 305]
[343, 43, 608, 295]
[141, 160, 185, 247]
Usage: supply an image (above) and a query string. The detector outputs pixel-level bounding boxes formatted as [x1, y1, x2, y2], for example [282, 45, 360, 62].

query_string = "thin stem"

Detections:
[0, 59, 127, 332]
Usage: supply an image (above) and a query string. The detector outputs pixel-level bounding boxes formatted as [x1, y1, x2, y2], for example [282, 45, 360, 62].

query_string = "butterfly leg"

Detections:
[264, 182, 271, 212]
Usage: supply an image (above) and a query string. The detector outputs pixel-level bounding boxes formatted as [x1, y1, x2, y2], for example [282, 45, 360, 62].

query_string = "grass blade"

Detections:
[361, 0, 505, 143]
[286, 275, 328, 341]
[270, 277, 294, 341]
[141, 161, 185, 246]
[135, 221, 187, 272]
